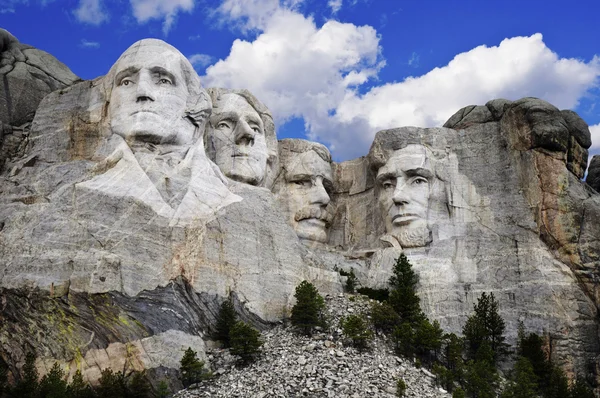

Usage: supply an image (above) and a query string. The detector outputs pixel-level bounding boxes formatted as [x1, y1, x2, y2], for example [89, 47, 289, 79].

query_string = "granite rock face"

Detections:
[0, 35, 598, 389]
[587, 155, 600, 193]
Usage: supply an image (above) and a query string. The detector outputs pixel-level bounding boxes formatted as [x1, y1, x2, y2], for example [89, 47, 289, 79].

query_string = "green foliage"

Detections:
[180, 347, 211, 388]
[452, 387, 465, 398]
[156, 380, 170, 398]
[388, 254, 425, 325]
[392, 322, 415, 358]
[340, 314, 373, 350]
[38, 362, 68, 398]
[342, 269, 357, 293]
[66, 370, 95, 398]
[229, 321, 263, 364]
[463, 342, 499, 398]
[517, 331, 551, 392]
[396, 378, 406, 397]
[290, 280, 326, 335]
[432, 363, 454, 393]
[544, 366, 569, 398]
[11, 351, 39, 398]
[215, 299, 238, 347]
[356, 287, 389, 302]
[463, 292, 506, 364]
[437, 333, 465, 392]
[500, 357, 538, 398]
[96, 368, 127, 398]
[568, 377, 595, 398]
[128, 371, 151, 398]
[370, 301, 400, 333]
[414, 319, 443, 365]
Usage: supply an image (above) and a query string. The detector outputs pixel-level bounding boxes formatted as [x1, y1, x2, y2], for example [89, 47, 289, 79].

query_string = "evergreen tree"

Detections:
[127, 371, 151, 398]
[215, 298, 238, 347]
[66, 370, 95, 398]
[290, 280, 326, 335]
[229, 321, 263, 364]
[544, 365, 569, 398]
[179, 347, 211, 388]
[393, 322, 415, 358]
[396, 378, 406, 397]
[517, 331, 551, 393]
[11, 351, 39, 398]
[452, 387, 466, 398]
[370, 301, 400, 333]
[463, 292, 506, 364]
[340, 314, 373, 350]
[38, 362, 68, 398]
[500, 357, 538, 398]
[388, 254, 424, 325]
[568, 377, 595, 398]
[96, 368, 127, 398]
[463, 342, 499, 398]
[156, 380, 170, 398]
[414, 319, 444, 365]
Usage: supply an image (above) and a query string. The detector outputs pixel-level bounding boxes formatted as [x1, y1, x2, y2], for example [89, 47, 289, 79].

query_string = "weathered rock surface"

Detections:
[0, 34, 598, 392]
[587, 155, 600, 193]
[0, 29, 78, 171]
[175, 294, 450, 398]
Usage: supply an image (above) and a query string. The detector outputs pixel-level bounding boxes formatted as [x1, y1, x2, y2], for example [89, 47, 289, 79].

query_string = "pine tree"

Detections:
[463, 292, 506, 364]
[452, 387, 465, 398]
[127, 371, 151, 398]
[38, 362, 68, 398]
[215, 298, 238, 347]
[66, 370, 95, 398]
[393, 322, 415, 358]
[370, 301, 400, 333]
[340, 314, 373, 350]
[464, 341, 499, 398]
[180, 347, 211, 387]
[500, 357, 538, 398]
[290, 280, 326, 335]
[388, 254, 424, 325]
[96, 368, 127, 398]
[518, 331, 551, 392]
[544, 365, 569, 398]
[156, 380, 170, 398]
[414, 319, 444, 365]
[568, 377, 595, 398]
[229, 321, 263, 364]
[11, 351, 39, 398]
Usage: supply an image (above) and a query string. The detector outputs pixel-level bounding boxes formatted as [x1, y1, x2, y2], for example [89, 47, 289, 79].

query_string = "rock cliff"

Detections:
[0, 36, 598, 389]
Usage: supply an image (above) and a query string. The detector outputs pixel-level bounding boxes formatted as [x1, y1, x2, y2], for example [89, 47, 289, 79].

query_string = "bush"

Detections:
[180, 347, 211, 387]
[340, 314, 372, 350]
[370, 301, 400, 333]
[396, 378, 406, 397]
[356, 287, 389, 302]
[215, 299, 238, 347]
[290, 280, 326, 335]
[229, 321, 263, 364]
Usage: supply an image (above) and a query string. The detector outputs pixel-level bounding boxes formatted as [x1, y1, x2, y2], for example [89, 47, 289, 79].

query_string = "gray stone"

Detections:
[587, 155, 600, 193]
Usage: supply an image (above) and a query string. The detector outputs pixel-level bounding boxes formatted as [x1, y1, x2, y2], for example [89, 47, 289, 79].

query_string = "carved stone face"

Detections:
[108, 42, 193, 146]
[376, 144, 434, 248]
[281, 150, 333, 244]
[208, 93, 268, 185]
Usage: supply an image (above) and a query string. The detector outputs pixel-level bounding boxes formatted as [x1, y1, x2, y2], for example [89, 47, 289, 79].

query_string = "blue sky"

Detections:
[2, 0, 600, 162]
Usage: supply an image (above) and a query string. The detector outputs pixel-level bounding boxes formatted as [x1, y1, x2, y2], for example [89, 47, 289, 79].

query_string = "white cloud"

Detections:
[79, 39, 100, 48]
[590, 123, 600, 150]
[130, 0, 195, 34]
[74, 0, 108, 25]
[188, 53, 213, 68]
[207, 2, 600, 160]
[328, 0, 342, 14]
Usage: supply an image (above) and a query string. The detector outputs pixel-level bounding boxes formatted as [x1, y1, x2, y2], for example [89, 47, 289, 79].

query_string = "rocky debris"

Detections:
[587, 155, 600, 193]
[174, 294, 450, 398]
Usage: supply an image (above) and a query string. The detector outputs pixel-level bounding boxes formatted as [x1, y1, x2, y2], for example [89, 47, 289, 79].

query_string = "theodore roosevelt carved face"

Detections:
[274, 140, 334, 244]
[376, 144, 435, 248]
[107, 40, 208, 146]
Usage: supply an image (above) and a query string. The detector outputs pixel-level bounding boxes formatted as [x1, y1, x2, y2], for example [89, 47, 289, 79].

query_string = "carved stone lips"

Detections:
[130, 110, 158, 115]
[392, 213, 420, 224]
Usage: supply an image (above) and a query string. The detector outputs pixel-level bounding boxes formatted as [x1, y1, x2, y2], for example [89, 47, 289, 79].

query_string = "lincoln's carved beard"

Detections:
[390, 218, 432, 248]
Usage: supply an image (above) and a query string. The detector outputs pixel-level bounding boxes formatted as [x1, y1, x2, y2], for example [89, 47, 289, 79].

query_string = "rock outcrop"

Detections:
[587, 155, 600, 193]
[0, 35, 598, 390]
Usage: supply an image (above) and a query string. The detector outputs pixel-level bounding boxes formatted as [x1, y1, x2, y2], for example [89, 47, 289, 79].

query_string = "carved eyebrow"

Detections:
[376, 171, 396, 183]
[150, 66, 176, 84]
[405, 167, 434, 179]
[214, 111, 239, 121]
[287, 173, 312, 181]
[115, 66, 139, 85]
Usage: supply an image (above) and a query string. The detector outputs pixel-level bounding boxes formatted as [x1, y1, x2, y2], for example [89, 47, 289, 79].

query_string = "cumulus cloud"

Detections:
[79, 39, 100, 48]
[130, 0, 195, 34]
[590, 123, 600, 150]
[74, 0, 108, 25]
[188, 53, 213, 69]
[206, 1, 600, 160]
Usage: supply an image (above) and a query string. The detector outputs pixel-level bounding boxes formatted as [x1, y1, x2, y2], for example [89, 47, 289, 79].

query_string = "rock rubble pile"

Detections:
[174, 294, 450, 398]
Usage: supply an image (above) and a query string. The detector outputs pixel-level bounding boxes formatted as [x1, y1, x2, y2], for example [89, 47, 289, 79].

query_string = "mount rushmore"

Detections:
[1, 31, 600, 387]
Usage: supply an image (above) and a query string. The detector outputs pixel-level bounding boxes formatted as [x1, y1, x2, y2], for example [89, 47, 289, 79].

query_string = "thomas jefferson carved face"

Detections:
[207, 93, 268, 185]
[376, 144, 434, 248]
[108, 42, 194, 146]
[278, 147, 333, 244]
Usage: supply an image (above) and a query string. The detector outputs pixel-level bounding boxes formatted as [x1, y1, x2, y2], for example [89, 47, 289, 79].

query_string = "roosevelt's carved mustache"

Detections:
[294, 207, 333, 225]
